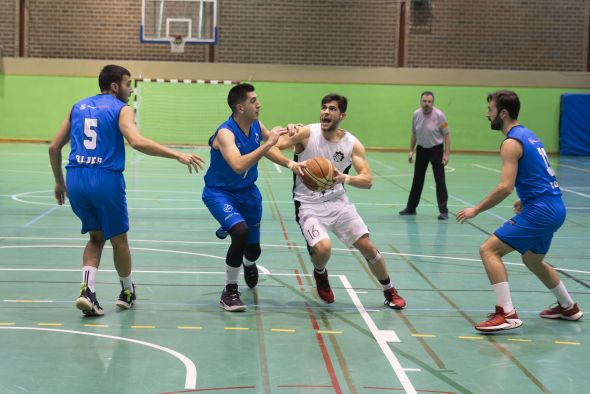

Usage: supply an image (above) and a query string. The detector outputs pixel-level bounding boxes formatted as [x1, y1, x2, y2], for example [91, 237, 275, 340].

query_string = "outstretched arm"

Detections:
[48, 112, 72, 205]
[119, 106, 205, 173]
[456, 138, 521, 223]
[214, 122, 288, 175]
[333, 140, 373, 189]
[261, 122, 306, 175]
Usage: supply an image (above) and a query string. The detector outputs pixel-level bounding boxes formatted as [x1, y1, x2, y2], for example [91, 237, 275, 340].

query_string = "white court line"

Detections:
[560, 187, 590, 198]
[558, 163, 590, 173]
[0, 327, 197, 390]
[1, 242, 589, 275]
[448, 194, 508, 222]
[22, 205, 62, 227]
[473, 163, 590, 199]
[273, 163, 282, 173]
[339, 275, 416, 394]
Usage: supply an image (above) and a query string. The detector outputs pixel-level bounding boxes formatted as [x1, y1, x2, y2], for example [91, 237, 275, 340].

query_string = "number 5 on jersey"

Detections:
[84, 118, 98, 150]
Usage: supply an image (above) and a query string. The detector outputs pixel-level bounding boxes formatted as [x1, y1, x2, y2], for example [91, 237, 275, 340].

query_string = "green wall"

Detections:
[1, 74, 588, 152]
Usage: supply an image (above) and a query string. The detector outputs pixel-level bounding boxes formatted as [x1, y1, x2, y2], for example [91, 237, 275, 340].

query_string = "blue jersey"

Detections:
[66, 94, 126, 172]
[204, 115, 262, 190]
[505, 125, 561, 205]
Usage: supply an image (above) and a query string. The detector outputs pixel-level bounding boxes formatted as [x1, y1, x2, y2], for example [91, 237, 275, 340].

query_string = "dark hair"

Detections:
[98, 65, 131, 92]
[420, 91, 435, 101]
[321, 93, 348, 113]
[227, 83, 255, 113]
[487, 90, 520, 119]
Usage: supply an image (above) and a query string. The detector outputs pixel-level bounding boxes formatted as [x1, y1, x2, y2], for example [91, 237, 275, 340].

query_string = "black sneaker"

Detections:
[219, 284, 246, 312]
[215, 227, 228, 239]
[243, 263, 259, 288]
[399, 208, 417, 216]
[438, 213, 449, 220]
[116, 283, 136, 309]
[75, 284, 104, 316]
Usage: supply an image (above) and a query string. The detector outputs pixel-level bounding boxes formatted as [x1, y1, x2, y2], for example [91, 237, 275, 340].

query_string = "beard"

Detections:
[490, 114, 503, 131]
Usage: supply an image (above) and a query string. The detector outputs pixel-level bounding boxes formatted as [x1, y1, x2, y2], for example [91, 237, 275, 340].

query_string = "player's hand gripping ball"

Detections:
[301, 156, 335, 192]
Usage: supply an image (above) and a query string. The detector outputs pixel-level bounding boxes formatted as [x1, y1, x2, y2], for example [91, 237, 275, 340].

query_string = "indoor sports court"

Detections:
[2, 1, 590, 393]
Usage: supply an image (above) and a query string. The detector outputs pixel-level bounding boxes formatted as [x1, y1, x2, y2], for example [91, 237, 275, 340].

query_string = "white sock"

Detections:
[119, 275, 133, 291]
[82, 266, 98, 293]
[549, 281, 574, 309]
[492, 281, 514, 313]
[243, 258, 255, 267]
[314, 267, 326, 275]
[225, 264, 241, 285]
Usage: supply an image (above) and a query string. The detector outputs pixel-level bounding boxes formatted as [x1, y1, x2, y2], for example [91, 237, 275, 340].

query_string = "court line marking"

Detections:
[472, 163, 590, 199]
[1, 243, 589, 275]
[557, 163, 590, 173]
[339, 275, 416, 394]
[273, 163, 282, 173]
[0, 326, 197, 389]
[23, 205, 61, 227]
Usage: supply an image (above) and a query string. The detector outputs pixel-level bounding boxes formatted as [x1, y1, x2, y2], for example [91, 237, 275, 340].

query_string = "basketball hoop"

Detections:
[170, 35, 186, 53]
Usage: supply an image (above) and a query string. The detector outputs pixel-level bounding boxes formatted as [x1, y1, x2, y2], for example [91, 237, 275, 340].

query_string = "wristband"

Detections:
[344, 174, 351, 184]
[287, 160, 296, 170]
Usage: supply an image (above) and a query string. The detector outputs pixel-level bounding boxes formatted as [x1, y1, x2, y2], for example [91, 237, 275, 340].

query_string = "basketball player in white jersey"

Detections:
[278, 93, 406, 308]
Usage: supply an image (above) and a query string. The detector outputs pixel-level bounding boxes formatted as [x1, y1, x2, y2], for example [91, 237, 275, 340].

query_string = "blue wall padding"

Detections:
[560, 94, 590, 155]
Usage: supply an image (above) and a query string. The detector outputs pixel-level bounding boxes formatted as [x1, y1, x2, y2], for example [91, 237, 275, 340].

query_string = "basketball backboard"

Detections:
[141, 0, 218, 47]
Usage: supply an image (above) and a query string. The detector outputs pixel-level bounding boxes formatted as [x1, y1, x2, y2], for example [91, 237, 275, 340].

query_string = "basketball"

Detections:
[301, 156, 335, 192]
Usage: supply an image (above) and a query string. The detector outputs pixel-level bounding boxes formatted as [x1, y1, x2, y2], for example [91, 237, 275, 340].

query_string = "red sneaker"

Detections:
[384, 287, 406, 309]
[475, 306, 523, 332]
[540, 303, 583, 321]
[313, 269, 334, 304]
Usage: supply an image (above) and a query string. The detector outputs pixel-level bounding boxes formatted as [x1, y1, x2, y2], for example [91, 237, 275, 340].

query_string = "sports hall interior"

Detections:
[1, 1, 590, 393]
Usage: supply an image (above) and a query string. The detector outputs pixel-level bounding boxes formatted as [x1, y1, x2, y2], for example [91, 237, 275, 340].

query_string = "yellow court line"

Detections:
[224, 327, 249, 331]
[178, 326, 203, 330]
[271, 328, 296, 333]
[84, 324, 109, 328]
[508, 338, 532, 342]
[555, 341, 581, 346]
[458, 336, 483, 341]
[412, 333, 436, 338]
[37, 323, 63, 326]
[130, 325, 156, 329]
[0, 322, 16, 326]
[317, 330, 342, 335]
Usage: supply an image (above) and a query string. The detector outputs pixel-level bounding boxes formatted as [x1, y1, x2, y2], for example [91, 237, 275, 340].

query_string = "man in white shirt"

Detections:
[399, 91, 451, 220]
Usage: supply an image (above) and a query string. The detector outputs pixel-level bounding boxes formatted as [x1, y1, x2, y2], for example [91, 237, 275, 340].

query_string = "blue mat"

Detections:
[560, 93, 590, 156]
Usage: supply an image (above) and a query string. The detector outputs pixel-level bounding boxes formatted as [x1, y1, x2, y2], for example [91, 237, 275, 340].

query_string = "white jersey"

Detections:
[293, 123, 357, 204]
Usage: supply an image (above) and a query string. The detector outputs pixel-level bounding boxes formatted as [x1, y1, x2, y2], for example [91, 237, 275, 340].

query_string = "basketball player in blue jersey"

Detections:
[49, 65, 205, 317]
[457, 90, 582, 332]
[203, 83, 297, 312]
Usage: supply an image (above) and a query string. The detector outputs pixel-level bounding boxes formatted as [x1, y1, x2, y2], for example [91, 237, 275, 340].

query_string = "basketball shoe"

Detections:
[75, 284, 104, 317]
[116, 283, 136, 309]
[540, 303, 583, 321]
[384, 287, 406, 309]
[243, 263, 259, 289]
[220, 284, 246, 312]
[475, 306, 522, 332]
[313, 269, 334, 304]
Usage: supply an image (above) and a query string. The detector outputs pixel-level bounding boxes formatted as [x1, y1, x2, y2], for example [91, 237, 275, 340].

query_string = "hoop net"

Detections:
[170, 35, 186, 53]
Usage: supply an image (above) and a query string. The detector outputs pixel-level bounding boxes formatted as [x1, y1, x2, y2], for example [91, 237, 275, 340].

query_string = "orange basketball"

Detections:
[301, 156, 335, 192]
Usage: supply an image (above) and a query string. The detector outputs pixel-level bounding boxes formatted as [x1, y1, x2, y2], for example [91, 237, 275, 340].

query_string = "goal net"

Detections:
[134, 79, 238, 145]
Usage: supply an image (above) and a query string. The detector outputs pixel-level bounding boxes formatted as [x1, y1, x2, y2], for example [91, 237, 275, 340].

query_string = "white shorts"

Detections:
[295, 194, 369, 248]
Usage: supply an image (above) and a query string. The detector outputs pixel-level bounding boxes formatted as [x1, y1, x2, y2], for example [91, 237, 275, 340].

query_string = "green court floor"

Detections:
[1, 143, 588, 394]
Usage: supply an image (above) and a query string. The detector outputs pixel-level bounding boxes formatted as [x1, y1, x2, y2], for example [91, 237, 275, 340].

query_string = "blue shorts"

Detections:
[202, 184, 262, 244]
[494, 196, 566, 255]
[66, 167, 128, 240]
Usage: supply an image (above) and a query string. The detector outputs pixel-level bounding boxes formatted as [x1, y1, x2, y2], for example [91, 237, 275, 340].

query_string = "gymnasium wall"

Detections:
[1, 0, 589, 71]
[2, 59, 589, 152]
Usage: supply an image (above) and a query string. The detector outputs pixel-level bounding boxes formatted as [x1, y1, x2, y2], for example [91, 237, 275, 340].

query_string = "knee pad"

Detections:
[244, 243, 261, 262]
[226, 222, 249, 267]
